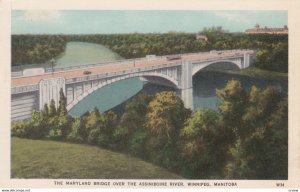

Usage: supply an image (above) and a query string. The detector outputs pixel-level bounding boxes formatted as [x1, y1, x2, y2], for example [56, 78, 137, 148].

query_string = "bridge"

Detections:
[11, 49, 256, 121]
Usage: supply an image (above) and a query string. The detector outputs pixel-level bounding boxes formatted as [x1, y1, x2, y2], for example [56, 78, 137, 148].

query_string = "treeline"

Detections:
[12, 28, 288, 72]
[12, 80, 288, 179]
[12, 35, 67, 66]
[66, 31, 288, 72]
[67, 33, 206, 58]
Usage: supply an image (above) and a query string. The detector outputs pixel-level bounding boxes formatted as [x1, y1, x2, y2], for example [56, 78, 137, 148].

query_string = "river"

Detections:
[45, 42, 287, 117]
[55, 42, 123, 67]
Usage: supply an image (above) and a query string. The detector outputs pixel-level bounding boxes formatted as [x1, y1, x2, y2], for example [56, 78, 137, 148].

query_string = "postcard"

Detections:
[0, 0, 299, 191]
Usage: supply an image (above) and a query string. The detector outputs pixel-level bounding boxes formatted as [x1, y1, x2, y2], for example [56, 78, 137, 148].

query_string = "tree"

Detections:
[58, 88, 67, 116]
[255, 41, 288, 72]
[216, 79, 248, 141]
[115, 94, 153, 151]
[84, 107, 101, 131]
[225, 86, 287, 179]
[12, 35, 67, 65]
[144, 91, 191, 170]
[99, 111, 119, 147]
[49, 99, 57, 117]
[56, 111, 72, 138]
[180, 109, 222, 178]
[29, 110, 48, 139]
[263, 98, 288, 179]
[42, 91, 72, 140]
[42, 103, 49, 118]
[85, 108, 102, 145]
[56, 88, 72, 138]
[67, 119, 84, 143]
[145, 91, 191, 138]
[217, 79, 248, 124]
[241, 86, 281, 137]
[225, 138, 252, 179]
[85, 109, 119, 148]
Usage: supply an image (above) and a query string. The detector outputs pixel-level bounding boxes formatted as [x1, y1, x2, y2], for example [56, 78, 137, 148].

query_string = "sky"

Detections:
[12, 10, 288, 34]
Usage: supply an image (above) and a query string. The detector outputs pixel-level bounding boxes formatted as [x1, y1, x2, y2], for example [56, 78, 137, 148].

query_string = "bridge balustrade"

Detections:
[11, 84, 39, 94]
[12, 49, 253, 78]
[63, 61, 182, 85]
[12, 71, 23, 77]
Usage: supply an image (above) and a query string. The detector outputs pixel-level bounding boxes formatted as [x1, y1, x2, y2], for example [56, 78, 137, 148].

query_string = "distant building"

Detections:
[245, 24, 288, 34]
[195, 34, 208, 41]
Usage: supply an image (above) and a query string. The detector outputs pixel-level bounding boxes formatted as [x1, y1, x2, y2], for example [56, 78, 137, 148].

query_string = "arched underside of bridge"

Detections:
[66, 59, 244, 111]
[66, 73, 179, 111]
[140, 76, 179, 89]
[192, 60, 242, 76]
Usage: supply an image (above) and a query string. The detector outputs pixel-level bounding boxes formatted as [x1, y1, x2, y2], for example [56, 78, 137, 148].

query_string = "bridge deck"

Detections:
[12, 50, 254, 87]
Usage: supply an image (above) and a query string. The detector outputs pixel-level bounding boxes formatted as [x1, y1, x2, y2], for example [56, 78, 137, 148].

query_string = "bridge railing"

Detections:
[64, 54, 247, 85]
[47, 49, 253, 73]
[12, 49, 255, 78]
[12, 71, 23, 77]
[65, 61, 183, 84]
[11, 84, 39, 94]
[45, 53, 165, 74]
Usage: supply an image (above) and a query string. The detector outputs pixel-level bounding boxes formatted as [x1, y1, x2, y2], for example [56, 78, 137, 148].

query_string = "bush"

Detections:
[128, 130, 148, 157]
[29, 110, 49, 139]
[46, 129, 63, 141]
[11, 121, 31, 138]
[67, 119, 84, 143]
[87, 128, 100, 145]
[112, 126, 130, 151]
[97, 134, 110, 148]
[67, 134, 84, 143]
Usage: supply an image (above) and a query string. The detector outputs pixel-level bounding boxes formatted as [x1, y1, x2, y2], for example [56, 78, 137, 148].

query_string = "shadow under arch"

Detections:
[192, 60, 241, 76]
[192, 62, 242, 98]
[67, 73, 180, 115]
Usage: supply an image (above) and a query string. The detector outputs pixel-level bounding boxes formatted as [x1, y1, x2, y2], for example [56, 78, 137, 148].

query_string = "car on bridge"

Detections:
[83, 71, 92, 75]
[166, 55, 181, 61]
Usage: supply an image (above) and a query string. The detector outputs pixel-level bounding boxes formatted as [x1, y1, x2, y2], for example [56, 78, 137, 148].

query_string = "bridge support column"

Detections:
[181, 88, 193, 110]
[180, 61, 193, 110]
[243, 53, 250, 68]
[39, 78, 66, 110]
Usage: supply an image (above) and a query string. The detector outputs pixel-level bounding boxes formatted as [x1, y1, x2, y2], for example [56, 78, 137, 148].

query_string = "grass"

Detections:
[206, 67, 288, 81]
[11, 137, 183, 179]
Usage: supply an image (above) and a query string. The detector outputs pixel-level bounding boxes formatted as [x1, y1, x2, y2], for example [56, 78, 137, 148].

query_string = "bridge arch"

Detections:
[192, 59, 242, 76]
[66, 72, 179, 111]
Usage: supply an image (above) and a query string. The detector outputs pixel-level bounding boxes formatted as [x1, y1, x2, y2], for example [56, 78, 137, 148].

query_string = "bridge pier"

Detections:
[39, 78, 66, 110]
[243, 53, 250, 68]
[181, 88, 193, 110]
[180, 61, 194, 110]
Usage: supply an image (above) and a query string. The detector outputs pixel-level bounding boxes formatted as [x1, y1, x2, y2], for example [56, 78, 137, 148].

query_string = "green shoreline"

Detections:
[205, 66, 288, 81]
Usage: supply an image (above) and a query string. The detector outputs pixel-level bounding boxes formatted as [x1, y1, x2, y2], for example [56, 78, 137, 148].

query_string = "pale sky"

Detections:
[12, 10, 288, 34]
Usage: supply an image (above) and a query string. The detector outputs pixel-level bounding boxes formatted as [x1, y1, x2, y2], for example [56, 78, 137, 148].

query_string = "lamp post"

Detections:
[133, 50, 137, 68]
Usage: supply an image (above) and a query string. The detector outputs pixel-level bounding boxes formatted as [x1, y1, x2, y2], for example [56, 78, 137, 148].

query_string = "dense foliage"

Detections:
[12, 35, 67, 66]
[12, 28, 288, 72]
[12, 80, 288, 179]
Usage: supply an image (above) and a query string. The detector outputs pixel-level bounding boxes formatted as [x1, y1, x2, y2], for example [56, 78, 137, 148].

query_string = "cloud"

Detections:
[212, 11, 251, 23]
[17, 10, 63, 23]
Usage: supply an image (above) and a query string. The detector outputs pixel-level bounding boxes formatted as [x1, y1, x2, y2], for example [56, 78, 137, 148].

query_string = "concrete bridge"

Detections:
[11, 49, 256, 121]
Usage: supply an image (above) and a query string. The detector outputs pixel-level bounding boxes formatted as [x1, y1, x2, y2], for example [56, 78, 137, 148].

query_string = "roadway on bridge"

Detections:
[12, 50, 254, 87]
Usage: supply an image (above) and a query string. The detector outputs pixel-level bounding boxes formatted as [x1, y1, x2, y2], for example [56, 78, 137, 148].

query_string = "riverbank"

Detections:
[205, 66, 288, 81]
